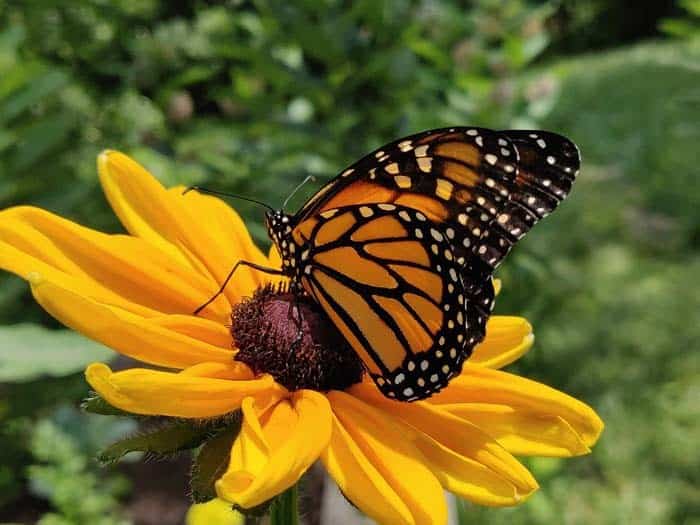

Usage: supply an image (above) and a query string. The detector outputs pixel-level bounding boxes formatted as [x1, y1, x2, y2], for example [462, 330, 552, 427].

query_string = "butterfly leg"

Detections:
[194, 260, 283, 315]
[285, 297, 305, 364]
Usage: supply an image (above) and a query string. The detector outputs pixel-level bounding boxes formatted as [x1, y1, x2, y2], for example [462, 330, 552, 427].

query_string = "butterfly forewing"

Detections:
[298, 128, 524, 272]
[467, 130, 581, 276]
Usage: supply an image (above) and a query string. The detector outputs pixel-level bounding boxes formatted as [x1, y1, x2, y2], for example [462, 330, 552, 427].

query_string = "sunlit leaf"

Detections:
[0, 324, 112, 383]
[98, 421, 212, 465]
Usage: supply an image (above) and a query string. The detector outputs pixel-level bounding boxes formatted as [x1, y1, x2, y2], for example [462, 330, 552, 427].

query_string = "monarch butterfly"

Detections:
[199, 127, 580, 401]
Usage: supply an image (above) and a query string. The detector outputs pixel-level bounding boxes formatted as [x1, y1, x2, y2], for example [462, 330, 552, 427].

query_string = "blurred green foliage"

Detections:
[0, 0, 570, 260]
[27, 407, 134, 525]
[0, 324, 112, 382]
[464, 39, 700, 525]
[0, 1, 698, 524]
[660, 0, 700, 38]
[549, 0, 679, 52]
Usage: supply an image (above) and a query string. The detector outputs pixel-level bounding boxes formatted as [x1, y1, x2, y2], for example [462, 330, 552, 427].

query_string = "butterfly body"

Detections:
[265, 126, 580, 401]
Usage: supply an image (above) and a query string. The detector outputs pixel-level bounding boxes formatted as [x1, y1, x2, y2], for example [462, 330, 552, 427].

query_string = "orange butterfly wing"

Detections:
[287, 127, 579, 398]
[297, 203, 473, 400]
[295, 127, 579, 273]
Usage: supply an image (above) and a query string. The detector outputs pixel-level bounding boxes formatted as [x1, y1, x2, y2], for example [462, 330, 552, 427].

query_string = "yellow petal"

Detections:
[268, 244, 282, 269]
[320, 412, 415, 525]
[414, 433, 531, 507]
[97, 151, 194, 268]
[217, 390, 331, 508]
[148, 314, 233, 349]
[85, 363, 280, 417]
[171, 186, 272, 291]
[469, 316, 534, 369]
[349, 384, 538, 506]
[439, 403, 591, 457]
[266, 244, 288, 289]
[431, 365, 604, 451]
[0, 206, 230, 322]
[328, 391, 447, 525]
[186, 498, 244, 525]
[98, 150, 266, 305]
[493, 278, 502, 295]
[0, 238, 141, 319]
[30, 278, 234, 368]
[178, 361, 254, 380]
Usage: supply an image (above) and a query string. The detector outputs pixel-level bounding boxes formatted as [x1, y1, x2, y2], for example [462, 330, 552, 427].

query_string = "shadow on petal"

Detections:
[328, 390, 448, 525]
[431, 365, 604, 451]
[470, 316, 534, 369]
[349, 384, 538, 507]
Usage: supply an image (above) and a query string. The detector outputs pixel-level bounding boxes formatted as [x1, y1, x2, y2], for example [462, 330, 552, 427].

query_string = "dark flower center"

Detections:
[231, 284, 365, 392]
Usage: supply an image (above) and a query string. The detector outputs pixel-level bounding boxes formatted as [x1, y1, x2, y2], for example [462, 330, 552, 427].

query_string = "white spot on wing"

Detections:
[398, 140, 413, 152]
[430, 229, 443, 242]
[414, 144, 429, 157]
[394, 174, 411, 188]
[320, 209, 338, 219]
[385, 162, 400, 174]
[359, 206, 374, 217]
[417, 157, 433, 173]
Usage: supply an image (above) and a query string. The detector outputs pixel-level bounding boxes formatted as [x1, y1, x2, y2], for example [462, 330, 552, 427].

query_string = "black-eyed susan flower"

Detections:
[0, 151, 603, 524]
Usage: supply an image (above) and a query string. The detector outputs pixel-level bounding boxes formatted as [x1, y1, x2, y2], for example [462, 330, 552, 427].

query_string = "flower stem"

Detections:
[270, 484, 299, 525]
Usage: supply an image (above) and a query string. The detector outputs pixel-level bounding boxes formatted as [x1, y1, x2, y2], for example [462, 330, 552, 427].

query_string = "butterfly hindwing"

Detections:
[294, 202, 492, 400]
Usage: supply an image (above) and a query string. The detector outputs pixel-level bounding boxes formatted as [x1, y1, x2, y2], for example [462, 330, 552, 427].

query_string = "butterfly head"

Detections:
[265, 209, 297, 275]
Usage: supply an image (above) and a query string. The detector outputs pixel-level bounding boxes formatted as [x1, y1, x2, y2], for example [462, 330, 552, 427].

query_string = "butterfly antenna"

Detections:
[283, 175, 316, 211]
[183, 186, 274, 212]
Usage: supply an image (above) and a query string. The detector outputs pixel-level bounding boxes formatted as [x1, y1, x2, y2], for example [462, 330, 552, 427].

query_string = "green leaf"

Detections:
[190, 416, 242, 503]
[0, 61, 43, 100]
[167, 64, 221, 89]
[0, 324, 113, 383]
[10, 112, 77, 171]
[0, 68, 69, 124]
[658, 18, 700, 38]
[98, 420, 212, 465]
[81, 394, 134, 417]
[680, 0, 700, 16]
